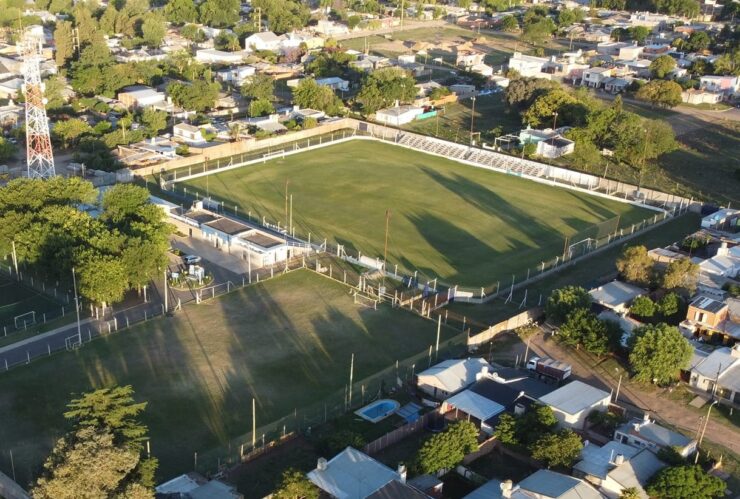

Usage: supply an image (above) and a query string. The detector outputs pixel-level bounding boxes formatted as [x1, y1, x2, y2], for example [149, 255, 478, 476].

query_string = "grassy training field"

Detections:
[182, 141, 652, 287]
[0, 275, 63, 329]
[0, 269, 455, 486]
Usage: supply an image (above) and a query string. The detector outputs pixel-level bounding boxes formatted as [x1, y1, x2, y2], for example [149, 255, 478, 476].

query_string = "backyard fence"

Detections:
[466, 307, 543, 350]
[363, 410, 438, 455]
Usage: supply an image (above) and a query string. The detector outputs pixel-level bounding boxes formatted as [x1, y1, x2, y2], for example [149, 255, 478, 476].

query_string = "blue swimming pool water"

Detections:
[355, 399, 400, 423]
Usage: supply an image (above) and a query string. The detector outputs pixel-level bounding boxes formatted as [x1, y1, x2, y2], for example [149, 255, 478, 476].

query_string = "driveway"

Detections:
[528, 332, 740, 455]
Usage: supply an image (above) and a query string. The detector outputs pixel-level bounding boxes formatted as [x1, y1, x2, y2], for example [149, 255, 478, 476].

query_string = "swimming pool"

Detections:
[355, 399, 400, 423]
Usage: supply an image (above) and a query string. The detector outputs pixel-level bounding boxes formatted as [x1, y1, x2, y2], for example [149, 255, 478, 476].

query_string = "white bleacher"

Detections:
[396, 132, 549, 180]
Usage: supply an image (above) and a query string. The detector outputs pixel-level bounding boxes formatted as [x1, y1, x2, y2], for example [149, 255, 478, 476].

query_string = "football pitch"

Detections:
[181, 141, 653, 287]
[0, 270, 458, 485]
[0, 275, 62, 329]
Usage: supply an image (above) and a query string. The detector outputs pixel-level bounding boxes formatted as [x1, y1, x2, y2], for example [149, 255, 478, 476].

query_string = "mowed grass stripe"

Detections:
[0, 270, 454, 485]
[182, 141, 652, 287]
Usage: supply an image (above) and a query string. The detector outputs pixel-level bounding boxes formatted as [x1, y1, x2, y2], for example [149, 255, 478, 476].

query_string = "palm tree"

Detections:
[228, 123, 242, 142]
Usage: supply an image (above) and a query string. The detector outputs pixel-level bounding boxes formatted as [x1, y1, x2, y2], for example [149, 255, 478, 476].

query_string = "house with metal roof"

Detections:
[614, 414, 697, 457]
[514, 470, 603, 499]
[538, 380, 611, 430]
[589, 281, 646, 314]
[416, 358, 491, 400]
[689, 345, 740, 404]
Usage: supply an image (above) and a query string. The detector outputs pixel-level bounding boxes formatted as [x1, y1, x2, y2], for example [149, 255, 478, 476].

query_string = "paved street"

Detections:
[528, 332, 740, 455]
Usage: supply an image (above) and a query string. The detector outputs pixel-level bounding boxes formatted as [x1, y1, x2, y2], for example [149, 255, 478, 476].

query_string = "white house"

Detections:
[374, 105, 424, 126]
[614, 414, 697, 457]
[173, 123, 206, 145]
[416, 358, 492, 399]
[682, 88, 723, 105]
[581, 67, 613, 88]
[589, 281, 647, 314]
[314, 20, 350, 36]
[515, 470, 603, 499]
[701, 208, 739, 231]
[195, 49, 248, 64]
[689, 345, 740, 404]
[316, 76, 350, 92]
[538, 380, 611, 429]
[700, 75, 739, 98]
[117, 85, 166, 109]
[215, 65, 256, 86]
[507, 52, 549, 77]
[244, 31, 282, 52]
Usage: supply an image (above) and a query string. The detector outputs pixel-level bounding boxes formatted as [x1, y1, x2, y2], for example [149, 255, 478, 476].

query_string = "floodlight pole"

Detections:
[72, 267, 81, 344]
[163, 268, 168, 314]
[383, 209, 391, 288]
[252, 398, 256, 449]
[348, 353, 355, 409]
[11, 240, 18, 281]
[285, 179, 290, 229]
[469, 96, 477, 145]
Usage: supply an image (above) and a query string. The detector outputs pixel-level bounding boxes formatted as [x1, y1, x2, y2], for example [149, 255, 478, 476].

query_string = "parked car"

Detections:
[183, 255, 202, 265]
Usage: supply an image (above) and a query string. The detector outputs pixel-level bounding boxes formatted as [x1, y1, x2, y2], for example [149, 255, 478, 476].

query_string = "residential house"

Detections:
[117, 85, 166, 109]
[215, 65, 256, 86]
[415, 81, 443, 98]
[628, 11, 671, 29]
[614, 414, 697, 457]
[441, 388, 507, 435]
[155, 472, 243, 499]
[642, 43, 672, 60]
[689, 345, 740, 403]
[0, 78, 23, 99]
[244, 31, 282, 52]
[398, 54, 417, 67]
[0, 100, 23, 127]
[316, 76, 350, 92]
[173, 123, 207, 145]
[307, 447, 428, 499]
[416, 358, 492, 399]
[195, 49, 247, 65]
[515, 470, 603, 499]
[603, 77, 632, 94]
[699, 75, 739, 99]
[616, 59, 653, 78]
[491, 75, 510, 88]
[538, 380, 611, 429]
[314, 20, 350, 36]
[589, 281, 647, 314]
[682, 88, 722, 105]
[574, 442, 666, 499]
[507, 52, 549, 78]
[114, 48, 168, 63]
[456, 49, 486, 69]
[374, 105, 424, 126]
[696, 244, 740, 279]
[350, 55, 391, 73]
[279, 32, 324, 53]
[581, 67, 613, 88]
[681, 295, 740, 344]
[596, 42, 643, 60]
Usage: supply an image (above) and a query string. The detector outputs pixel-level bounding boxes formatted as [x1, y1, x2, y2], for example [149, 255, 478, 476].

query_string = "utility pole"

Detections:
[469, 96, 476, 145]
[383, 209, 391, 288]
[252, 398, 256, 449]
[348, 353, 355, 409]
[72, 267, 82, 345]
[11, 240, 18, 280]
[284, 179, 290, 229]
[614, 374, 622, 403]
[163, 268, 168, 314]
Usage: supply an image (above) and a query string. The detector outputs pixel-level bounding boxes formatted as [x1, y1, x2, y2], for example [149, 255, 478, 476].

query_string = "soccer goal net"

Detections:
[353, 292, 378, 310]
[14, 311, 35, 329]
[262, 150, 286, 162]
[65, 335, 82, 351]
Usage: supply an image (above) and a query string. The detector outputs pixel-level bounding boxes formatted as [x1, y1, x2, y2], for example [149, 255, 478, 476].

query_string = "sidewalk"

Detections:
[529, 333, 740, 455]
[0, 318, 94, 356]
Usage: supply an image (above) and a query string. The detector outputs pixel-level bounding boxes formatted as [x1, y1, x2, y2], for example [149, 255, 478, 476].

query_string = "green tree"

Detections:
[273, 469, 319, 499]
[141, 13, 166, 47]
[493, 413, 519, 445]
[165, 0, 198, 24]
[647, 465, 725, 499]
[713, 50, 740, 76]
[630, 295, 656, 318]
[168, 80, 221, 112]
[77, 251, 128, 307]
[522, 17, 557, 44]
[199, 0, 240, 27]
[662, 258, 699, 294]
[141, 108, 168, 137]
[180, 24, 206, 42]
[347, 15, 361, 30]
[558, 308, 615, 355]
[629, 323, 692, 385]
[293, 78, 343, 115]
[249, 98, 275, 117]
[684, 31, 711, 52]
[356, 67, 417, 114]
[416, 421, 479, 474]
[251, 0, 311, 34]
[505, 77, 559, 109]
[636, 80, 683, 108]
[530, 429, 583, 468]
[500, 15, 519, 31]
[650, 55, 678, 79]
[616, 246, 654, 286]
[620, 487, 641, 499]
[53, 118, 93, 148]
[215, 32, 241, 51]
[517, 404, 558, 446]
[241, 74, 275, 101]
[545, 286, 591, 324]
[658, 292, 681, 317]
[54, 20, 75, 67]
[628, 26, 651, 43]
[0, 137, 16, 161]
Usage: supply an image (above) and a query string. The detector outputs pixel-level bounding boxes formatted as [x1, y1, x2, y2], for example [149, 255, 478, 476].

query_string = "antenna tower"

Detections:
[20, 27, 55, 179]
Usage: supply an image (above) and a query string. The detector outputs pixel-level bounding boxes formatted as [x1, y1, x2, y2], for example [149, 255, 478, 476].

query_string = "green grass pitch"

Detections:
[0, 275, 63, 328]
[182, 140, 653, 287]
[0, 270, 457, 485]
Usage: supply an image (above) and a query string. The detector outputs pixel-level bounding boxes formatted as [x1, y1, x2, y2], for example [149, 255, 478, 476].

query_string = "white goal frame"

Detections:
[14, 311, 36, 329]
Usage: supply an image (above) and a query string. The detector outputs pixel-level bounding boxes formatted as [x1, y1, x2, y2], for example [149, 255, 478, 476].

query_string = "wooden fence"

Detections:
[363, 411, 437, 455]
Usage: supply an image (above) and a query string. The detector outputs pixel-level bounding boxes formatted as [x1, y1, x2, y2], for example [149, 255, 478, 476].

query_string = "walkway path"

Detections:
[529, 332, 740, 455]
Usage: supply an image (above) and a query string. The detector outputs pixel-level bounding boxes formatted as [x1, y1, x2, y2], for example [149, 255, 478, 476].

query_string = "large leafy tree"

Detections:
[53, 118, 93, 148]
[636, 80, 683, 108]
[165, 0, 198, 24]
[168, 80, 221, 112]
[199, 0, 240, 27]
[558, 308, 616, 356]
[33, 386, 157, 498]
[356, 67, 417, 114]
[616, 245, 654, 286]
[251, 0, 311, 34]
[530, 429, 583, 468]
[273, 469, 319, 499]
[140, 108, 168, 137]
[647, 465, 725, 499]
[629, 324, 692, 385]
[416, 421, 478, 474]
[662, 258, 699, 294]
[545, 286, 591, 324]
[505, 77, 559, 110]
[141, 13, 167, 48]
[241, 74, 275, 101]
[293, 78, 343, 115]
[650, 55, 678, 79]
[54, 20, 75, 67]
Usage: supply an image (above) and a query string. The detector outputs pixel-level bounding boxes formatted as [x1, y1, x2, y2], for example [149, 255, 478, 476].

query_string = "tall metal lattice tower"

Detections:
[20, 27, 55, 179]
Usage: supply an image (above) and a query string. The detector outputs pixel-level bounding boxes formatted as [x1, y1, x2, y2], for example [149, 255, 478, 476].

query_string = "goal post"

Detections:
[65, 335, 81, 351]
[14, 311, 35, 329]
[262, 150, 286, 163]
[353, 291, 378, 310]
